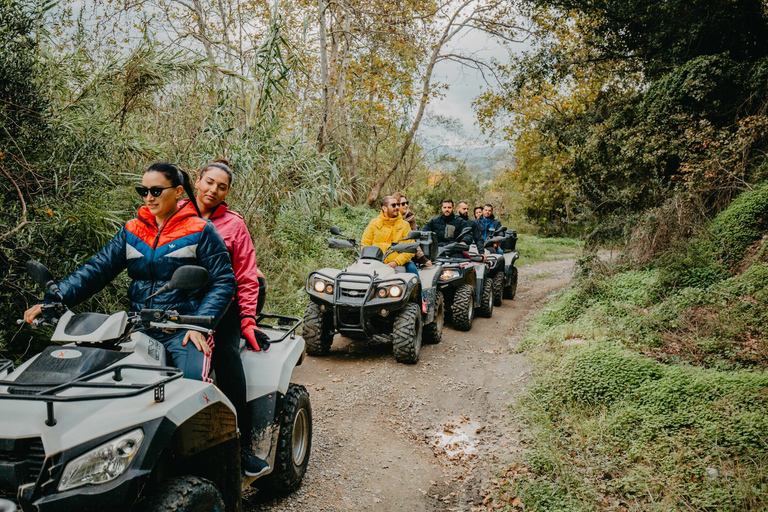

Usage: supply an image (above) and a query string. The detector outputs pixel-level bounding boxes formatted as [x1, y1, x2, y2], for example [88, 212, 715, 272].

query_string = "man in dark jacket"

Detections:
[473, 203, 502, 249]
[423, 199, 473, 245]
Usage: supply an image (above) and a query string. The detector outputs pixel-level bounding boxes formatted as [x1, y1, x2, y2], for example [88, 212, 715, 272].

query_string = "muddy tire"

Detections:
[503, 267, 518, 300]
[492, 272, 504, 306]
[145, 476, 224, 512]
[391, 303, 422, 364]
[257, 384, 312, 497]
[423, 291, 444, 344]
[451, 284, 475, 331]
[302, 302, 334, 356]
[476, 277, 494, 318]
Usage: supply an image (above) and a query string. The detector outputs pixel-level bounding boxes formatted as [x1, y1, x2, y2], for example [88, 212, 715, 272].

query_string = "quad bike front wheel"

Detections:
[492, 271, 504, 306]
[392, 303, 423, 364]
[302, 302, 334, 356]
[145, 475, 224, 512]
[451, 284, 475, 331]
[503, 267, 518, 300]
[477, 277, 494, 318]
[423, 291, 444, 344]
[257, 384, 312, 497]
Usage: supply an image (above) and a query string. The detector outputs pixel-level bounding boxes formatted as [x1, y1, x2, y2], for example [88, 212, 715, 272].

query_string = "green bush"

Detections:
[710, 182, 768, 265]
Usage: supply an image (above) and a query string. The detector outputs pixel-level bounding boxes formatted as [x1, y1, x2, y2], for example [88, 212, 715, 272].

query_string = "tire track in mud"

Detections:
[245, 258, 576, 511]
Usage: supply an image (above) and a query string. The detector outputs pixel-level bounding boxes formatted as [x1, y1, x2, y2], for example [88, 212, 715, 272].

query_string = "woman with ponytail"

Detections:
[188, 158, 272, 476]
[24, 162, 236, 383]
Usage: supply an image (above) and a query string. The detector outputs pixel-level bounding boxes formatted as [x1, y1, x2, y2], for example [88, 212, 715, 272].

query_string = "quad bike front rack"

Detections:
[0, 359, 13, 374]
[0, 364, 183, 427]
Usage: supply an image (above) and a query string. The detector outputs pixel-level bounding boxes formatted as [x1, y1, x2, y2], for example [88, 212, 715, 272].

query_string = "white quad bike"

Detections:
[474, 226, 520, 304]
[0, 262, 311, 512]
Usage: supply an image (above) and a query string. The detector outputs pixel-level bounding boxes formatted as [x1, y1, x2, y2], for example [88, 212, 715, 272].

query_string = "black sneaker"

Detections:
[241, 448, 270, 477]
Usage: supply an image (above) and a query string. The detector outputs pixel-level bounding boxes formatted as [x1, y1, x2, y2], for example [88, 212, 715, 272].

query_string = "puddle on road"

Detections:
[429, 417, 480, 460]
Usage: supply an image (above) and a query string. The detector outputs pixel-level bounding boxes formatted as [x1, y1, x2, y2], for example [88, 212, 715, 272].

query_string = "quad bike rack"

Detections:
[0, 359, 12, 374]
[0, 364, 183, 427]
[254, 313, 302, 342]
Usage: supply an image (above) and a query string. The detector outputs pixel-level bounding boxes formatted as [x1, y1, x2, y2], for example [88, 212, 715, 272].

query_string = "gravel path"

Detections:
[245, 258, 576, 511]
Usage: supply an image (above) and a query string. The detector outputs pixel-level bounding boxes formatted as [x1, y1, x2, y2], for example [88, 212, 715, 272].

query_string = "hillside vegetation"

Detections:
[491, 185, 768, 510]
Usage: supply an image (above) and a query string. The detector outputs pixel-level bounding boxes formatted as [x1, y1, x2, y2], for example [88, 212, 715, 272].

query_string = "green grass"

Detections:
[516, 234, 583, 265]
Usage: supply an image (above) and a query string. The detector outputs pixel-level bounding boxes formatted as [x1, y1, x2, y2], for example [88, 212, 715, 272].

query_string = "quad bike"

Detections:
[0, 262, 311, 512]
[434, 227, 495, 331]
[473, 226, 520, 305]
[302, 227, 444, 364]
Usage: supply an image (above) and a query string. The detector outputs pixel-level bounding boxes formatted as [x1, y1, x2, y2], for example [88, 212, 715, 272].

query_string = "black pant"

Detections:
[212, 303, 250, 447]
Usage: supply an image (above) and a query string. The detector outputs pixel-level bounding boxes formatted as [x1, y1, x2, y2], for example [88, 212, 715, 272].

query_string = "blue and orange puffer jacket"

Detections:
[45, 201, 235, 327]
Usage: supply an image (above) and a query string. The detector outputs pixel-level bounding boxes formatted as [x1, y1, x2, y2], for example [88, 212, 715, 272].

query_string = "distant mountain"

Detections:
[419, 137, 513, 183]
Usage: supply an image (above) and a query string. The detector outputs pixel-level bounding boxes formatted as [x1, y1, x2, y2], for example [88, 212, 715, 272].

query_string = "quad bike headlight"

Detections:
[58, 428, 144, 491]
[312, 277, 333, 294]
[440, 269, 457, 281]
[389, 285, 403, 297]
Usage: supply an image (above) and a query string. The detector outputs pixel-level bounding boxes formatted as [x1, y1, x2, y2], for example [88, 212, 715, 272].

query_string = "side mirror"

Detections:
[407, 231, 421, 240]
[498, 226, 508, 233]
[330, 226, 342, 235]
[26, 260, 64, 300]
[26, 261, 55, 289]
[149, 265, 209, 299]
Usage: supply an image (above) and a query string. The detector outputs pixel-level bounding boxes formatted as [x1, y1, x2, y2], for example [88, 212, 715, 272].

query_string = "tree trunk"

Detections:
[317, 0, 330, 151]
[364, 0, 475, 206]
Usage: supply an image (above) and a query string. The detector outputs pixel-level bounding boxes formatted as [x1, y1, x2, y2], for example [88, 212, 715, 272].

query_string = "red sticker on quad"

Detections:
[51, 349, 82, 359]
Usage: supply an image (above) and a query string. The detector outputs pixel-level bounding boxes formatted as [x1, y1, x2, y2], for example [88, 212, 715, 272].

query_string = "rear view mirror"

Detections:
[26, 261, 55, 289]
[407, 231, 421, 240]
[498, 226, 508, 233]
[148, 265, 209, 300]
[330, 226, 342, 235]
[169, 266, 209, 291]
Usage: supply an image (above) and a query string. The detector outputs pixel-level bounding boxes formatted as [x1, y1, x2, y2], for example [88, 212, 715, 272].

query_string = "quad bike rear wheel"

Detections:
[145, 476, 224, 512]
[451, 284, 475, 331]
[503, 267, 518, 300]
[392, 303, 423, 364]
[256, 384, 312, 497]
[477, 276, 494, 318]
[492, 272, 504, 306]
[302, 302, 334, 356]
[423, 291, 444, 344]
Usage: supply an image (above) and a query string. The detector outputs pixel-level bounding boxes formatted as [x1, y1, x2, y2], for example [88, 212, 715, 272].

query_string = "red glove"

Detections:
[241, 316, 271, 351]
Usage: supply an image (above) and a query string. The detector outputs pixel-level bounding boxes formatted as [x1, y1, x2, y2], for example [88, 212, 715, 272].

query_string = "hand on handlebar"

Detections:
[182, 330, 211, 355]
[24, 304, 43, 324]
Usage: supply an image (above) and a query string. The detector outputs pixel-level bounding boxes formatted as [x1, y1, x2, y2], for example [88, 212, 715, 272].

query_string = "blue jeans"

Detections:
[159, 329, 213, 382]
[404, 261, 419, 275]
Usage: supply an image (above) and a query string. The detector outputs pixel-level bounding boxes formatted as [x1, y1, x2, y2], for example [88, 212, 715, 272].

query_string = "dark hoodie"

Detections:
[422, 213, 473, 245]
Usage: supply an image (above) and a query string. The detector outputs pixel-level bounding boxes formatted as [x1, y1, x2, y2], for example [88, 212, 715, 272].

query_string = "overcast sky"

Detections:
[421, 29, 529, 149]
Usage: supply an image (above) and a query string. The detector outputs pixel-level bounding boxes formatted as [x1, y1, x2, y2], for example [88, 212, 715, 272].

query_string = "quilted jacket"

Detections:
[45, 201, 235, 327]
[361, 213, 415, 266]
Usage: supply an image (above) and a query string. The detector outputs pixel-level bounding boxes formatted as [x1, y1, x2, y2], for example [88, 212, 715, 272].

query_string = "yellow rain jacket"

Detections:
[361, 213, 415, 266]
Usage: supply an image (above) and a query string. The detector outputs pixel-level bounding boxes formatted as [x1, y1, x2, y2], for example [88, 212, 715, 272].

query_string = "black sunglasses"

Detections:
[400, 201, 409, 206]
[135, 186, 174, 198]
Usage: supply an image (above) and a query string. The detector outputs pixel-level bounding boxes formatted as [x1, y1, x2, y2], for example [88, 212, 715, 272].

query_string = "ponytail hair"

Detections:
[145, 162, 201, 216]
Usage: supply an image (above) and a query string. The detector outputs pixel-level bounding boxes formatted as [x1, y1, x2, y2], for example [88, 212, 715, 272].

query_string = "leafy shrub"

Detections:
[710, 181, 768, 265]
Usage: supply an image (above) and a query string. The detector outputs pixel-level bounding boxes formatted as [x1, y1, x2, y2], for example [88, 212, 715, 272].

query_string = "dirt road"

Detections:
[246, 258, 576, 511]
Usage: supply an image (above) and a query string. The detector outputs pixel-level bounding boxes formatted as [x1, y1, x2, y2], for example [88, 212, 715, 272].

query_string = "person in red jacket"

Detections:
[190, 158, 271, 476]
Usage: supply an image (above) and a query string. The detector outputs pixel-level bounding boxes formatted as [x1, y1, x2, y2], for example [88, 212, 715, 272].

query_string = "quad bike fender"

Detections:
[418, 264, 442, 322]
[240, 332, 305, 400]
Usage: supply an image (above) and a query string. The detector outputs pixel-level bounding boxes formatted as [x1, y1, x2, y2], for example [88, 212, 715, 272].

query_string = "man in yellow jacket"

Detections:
[362, 196, 417, 272]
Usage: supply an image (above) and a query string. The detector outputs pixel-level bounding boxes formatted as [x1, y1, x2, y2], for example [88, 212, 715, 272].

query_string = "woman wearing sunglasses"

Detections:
[183, 158, 271, 475]
[24, 162, 236, 384]
[393, 192, 432, 267]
